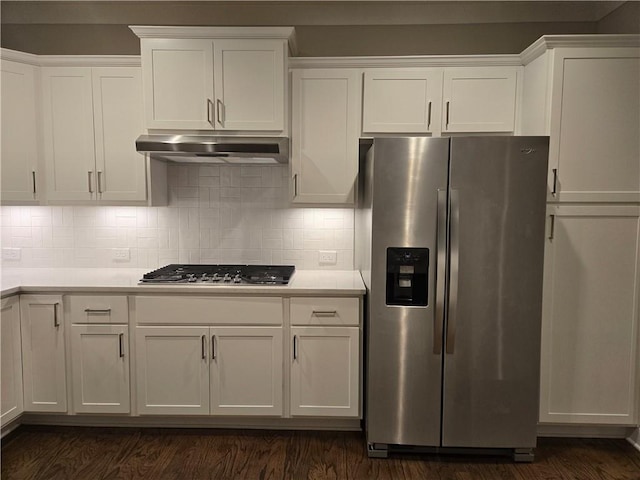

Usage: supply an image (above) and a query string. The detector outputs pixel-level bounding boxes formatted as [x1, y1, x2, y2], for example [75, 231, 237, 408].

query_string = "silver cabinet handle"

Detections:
[549, 214, 556, 241]
[211, 335, 217, 360]
[446, 189, 459, 354]
[434, 189, 447, 355]
[427, 101, 432, 129]
[293, 174, 298, 197]
[32, 171, 37, 196]
[201, 335, 206, 360]
[216, 99, 224, 125]
[88, 171, 93, 193]
[53, 302, 60, 328]
[207, 98, 213, 125]
[84, 308, 111, 314]
[552, 168, 558, 196]
[119, 333, 125, 358]
[293, 335, 298, 360]
[97, 171, 103, 194]
[312, 310, 337, 316]
[445, 101, 450, 129]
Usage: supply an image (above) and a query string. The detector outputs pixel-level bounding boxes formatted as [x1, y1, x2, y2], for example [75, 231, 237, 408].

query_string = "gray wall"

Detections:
[598, 1, 640, 33]
[0, 1, 634, 56]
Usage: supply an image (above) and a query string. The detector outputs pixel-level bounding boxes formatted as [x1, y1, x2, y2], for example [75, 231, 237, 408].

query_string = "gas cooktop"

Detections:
[140, 264, 295, 285]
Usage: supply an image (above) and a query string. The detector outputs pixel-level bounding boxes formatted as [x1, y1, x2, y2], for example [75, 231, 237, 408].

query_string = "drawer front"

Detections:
[290, 297, 359, 326]
[68, 295, 129, 324]
[135, 296, 283, 325]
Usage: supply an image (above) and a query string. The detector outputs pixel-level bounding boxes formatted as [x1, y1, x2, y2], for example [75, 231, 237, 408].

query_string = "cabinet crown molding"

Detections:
[0, 49, 141, 67]
[129, 26, 297, 55]
[289, 54, 522, 69]
[520, 34, 640, 65]
[0, 48, 40, 66]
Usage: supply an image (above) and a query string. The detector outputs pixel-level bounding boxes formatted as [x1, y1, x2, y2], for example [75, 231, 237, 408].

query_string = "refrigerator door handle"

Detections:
[446, 189, 460, 354]
[434, 189, 447, 354]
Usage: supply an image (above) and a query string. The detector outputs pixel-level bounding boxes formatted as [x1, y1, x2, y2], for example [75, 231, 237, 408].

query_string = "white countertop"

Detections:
[0, 268, 366, 297]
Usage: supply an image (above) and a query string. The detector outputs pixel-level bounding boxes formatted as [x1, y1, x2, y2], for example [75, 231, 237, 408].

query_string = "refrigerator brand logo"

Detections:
[520, 147, 536, 154]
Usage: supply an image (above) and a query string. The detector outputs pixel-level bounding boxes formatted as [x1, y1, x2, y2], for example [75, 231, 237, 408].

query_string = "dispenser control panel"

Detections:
[386, 247, 429, 306]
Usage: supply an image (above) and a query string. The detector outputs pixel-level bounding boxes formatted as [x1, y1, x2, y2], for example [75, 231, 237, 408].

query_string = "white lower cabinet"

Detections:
[136, 325, 283, 416]
[540, 205, 640, 425]
[20, 295, 67, 413]
[290, 326, 359, 417]
[70, 325, 130, 414]
[1, 296, 24, 426]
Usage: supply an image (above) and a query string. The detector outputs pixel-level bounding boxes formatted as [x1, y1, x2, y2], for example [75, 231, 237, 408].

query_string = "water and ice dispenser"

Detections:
[386, 247, 429, 306]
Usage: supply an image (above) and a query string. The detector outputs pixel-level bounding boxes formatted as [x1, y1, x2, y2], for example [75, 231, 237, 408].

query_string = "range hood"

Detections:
[136, 134, 289, 164]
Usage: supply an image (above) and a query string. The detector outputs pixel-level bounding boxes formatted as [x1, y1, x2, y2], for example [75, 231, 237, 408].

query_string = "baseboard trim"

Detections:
[627, 427, 640, 452]
[19, 414, 362, 432]
[537, 424, 635, 439]
[0, 418, 23, 439]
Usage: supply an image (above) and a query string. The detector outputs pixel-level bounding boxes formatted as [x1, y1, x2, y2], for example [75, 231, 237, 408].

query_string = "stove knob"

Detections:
[187, 275, 197, 283]
[223, 273, 231, 282]
[233, 274, 242, 283]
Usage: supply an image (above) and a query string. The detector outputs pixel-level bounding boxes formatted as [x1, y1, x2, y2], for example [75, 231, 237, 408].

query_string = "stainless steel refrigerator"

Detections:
[356, 136, 549, 462]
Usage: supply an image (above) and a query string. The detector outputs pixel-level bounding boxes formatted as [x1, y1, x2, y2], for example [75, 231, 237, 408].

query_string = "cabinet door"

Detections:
[1, 297, 23, 426]
[442, 67, 517, 133]
[362, 69, 442, 134]
[136, 326, 209, 415]
[213, 39, 285, 131]
[549, 51, 640, 203]
[291, 69, 360, 204]
[210, 327, 283, 416]
[41, 67, 96, 201]
[70, 324, 130, 414]
[20, 295, 67, 412]
[92, 67, 146, 202]
[1, 60, 39, 203]
[141, 39, 214, 130]
[540, 205, 639, 425]
[290, 326, 359, 417]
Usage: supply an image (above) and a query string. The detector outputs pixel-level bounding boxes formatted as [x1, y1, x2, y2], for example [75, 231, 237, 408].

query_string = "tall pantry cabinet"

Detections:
[521, 35, 640, 426]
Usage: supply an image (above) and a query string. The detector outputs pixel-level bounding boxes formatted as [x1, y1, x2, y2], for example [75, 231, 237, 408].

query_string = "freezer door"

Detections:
[442, 136, 548, 449]
[366, 137, 449, 447]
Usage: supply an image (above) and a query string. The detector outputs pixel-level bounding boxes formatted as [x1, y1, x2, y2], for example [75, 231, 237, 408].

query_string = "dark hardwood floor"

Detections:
[2, 426, 639, 480]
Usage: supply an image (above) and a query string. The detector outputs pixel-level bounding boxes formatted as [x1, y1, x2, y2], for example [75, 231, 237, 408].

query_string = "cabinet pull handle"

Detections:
[312, 310, 337, 317]
[549, 214, 555, 241]
[32, 171, 37, 196]
[88, 171, 93, 193]
[84, 308, 111, 314]
[445, 101, 450, 129]
[53, 302, 60, 328]
[207, 98, 213, 125]
[293, 335, 298, 360]
[552, 168, 558, 196]
[427, 101, 432, 129]
[293, 174, 298, 197]
[97, 171, 103, 194]
[211, 335, 217, 360]
[216, 99, 224, 126]
[119, 333, 125, 358]
[201, 335, 206, 359]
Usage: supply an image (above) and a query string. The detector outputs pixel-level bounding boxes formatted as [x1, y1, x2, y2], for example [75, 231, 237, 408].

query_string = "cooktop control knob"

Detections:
[233, 274, 242, 283]
[223, 273, 231, 282]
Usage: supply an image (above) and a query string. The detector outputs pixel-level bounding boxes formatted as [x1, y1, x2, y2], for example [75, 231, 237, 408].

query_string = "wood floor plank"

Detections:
[2, 426, 639, 480]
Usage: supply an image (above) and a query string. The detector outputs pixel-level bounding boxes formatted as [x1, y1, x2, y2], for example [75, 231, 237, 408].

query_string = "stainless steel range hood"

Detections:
[136, 134, 289, 164]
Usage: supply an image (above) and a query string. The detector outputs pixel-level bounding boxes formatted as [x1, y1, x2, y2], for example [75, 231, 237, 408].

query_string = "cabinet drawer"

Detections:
[290, 297, 359, 326]
[68, 295, 128, 324]
[135, 296, 283, 325]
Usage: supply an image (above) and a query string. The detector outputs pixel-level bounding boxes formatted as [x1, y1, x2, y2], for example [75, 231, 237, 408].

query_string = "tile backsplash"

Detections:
[0, 165, 355, 270]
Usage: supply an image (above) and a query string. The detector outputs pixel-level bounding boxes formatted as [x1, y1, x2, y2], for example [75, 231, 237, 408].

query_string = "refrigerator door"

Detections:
[366, 137, 449, 447]
[442, 136, 548, 448]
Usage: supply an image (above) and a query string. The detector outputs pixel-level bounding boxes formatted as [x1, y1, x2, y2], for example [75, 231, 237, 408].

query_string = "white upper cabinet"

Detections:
[522, 39, 640, 202]
[141, 39, 214, 130]
[291, 69, 361, 204]
[1, 57, 40, 204]
[41, 65, 148, 204]
[442, 67, 518, 133]
[213, 39, 285, 131]
[134, 28, 292, 132]
[362, 69, 443, 134]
